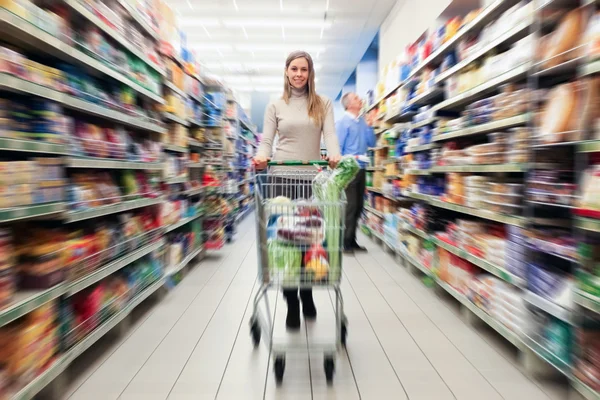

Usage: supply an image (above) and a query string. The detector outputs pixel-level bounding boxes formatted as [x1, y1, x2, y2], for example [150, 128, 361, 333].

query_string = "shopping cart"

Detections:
[249, 160, 348, 383]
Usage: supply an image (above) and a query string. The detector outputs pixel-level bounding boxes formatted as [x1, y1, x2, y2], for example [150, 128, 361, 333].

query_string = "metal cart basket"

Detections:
[249, 161, 348, 383]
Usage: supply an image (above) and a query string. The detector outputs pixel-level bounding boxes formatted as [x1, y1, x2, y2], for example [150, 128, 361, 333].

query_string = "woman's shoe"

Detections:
[285, 295, 301, 330]
[300, 290, 317, 319]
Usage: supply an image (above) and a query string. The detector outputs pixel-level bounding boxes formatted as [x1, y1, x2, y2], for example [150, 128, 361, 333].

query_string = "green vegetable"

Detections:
[312, 156, 360, 279]
[268, 240, 302, 285]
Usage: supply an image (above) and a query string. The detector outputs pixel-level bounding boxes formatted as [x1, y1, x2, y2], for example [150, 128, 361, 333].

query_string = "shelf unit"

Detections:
[0, 1, 257, 398]
[361, 0, 600, 397]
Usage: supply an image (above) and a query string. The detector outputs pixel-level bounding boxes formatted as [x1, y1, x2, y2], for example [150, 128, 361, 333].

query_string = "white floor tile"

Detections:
[63, 220, 571, 400]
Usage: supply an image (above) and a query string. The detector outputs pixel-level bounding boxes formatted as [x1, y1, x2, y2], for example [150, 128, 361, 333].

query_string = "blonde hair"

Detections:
[282, 51, 325, 127]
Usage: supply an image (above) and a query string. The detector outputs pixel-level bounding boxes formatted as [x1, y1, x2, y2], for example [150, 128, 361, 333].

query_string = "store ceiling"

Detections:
[166, 0, 398, 99]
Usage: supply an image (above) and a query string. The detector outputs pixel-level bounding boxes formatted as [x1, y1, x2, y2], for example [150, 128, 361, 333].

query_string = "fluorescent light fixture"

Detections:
[325, 0, 329, 11]
[217, 49, 224, 57]
[202, 25, 212, 39]
[242, 26, 248, 39]
[233, 0, 238, 10]
[193, 43, 233, 51]
[280, 0, 283, 10]
[235, 44, 325, 52]
[320, 24, 324, 39]
[179, 18, 221, 27]
[223, 19, 332, 28]
[186, 0, 194, 10]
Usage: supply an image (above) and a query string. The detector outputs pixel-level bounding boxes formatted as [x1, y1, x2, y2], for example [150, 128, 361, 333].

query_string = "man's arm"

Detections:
[336, 119, 348, 155]
[365, 123, 376, 148]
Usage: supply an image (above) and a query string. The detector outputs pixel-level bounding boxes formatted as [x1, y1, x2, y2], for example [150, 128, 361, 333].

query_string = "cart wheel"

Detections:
[250, 320, 261, 347]
[341, 322, 347, 347]
[324, 356, 335, 383]
[274, 356, 285, 384]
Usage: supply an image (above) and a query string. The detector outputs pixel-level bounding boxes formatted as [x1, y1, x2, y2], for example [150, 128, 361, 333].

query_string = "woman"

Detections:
[254, 50, 341, 330]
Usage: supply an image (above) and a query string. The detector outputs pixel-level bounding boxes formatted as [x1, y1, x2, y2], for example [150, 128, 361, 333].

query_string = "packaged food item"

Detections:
[472, 152, 506, 165]
[465, 142, 505, 155]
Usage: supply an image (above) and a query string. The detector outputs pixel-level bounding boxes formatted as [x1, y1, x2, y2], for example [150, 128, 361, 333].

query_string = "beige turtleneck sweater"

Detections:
[257, 87, 341, 162]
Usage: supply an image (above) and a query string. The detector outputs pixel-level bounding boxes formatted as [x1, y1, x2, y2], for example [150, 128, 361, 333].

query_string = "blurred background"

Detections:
[1, 0, 600, 399]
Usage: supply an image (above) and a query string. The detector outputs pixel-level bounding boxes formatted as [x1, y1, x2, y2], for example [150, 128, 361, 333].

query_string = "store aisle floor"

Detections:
[64, 215, 570, 400]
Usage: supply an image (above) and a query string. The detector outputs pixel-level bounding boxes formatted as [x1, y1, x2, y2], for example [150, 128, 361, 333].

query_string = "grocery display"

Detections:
[0, 0, 257, 398]
[361, 0, 600, 398]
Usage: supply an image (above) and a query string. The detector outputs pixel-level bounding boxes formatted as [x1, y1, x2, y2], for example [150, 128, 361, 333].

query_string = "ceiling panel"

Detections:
[166, 0, 396, 99]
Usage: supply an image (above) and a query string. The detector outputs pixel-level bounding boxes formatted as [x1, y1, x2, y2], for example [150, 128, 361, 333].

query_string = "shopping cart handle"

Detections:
[267, 160, 329, 166]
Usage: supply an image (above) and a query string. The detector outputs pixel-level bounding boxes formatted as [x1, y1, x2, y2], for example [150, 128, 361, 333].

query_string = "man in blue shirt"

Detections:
[336, 92, 376, 253]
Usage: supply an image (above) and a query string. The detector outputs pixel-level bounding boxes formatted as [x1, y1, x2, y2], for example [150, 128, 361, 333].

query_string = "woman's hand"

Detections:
[327, 154, 341, 169]
[252, 156, 269, 170]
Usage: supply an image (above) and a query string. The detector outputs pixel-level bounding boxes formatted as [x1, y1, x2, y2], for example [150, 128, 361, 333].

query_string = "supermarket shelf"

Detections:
[165, 176, 188, 185]
[236, 206, 254, 223]
[528, 200, 574, 209]
[432, 114, 529, 142]
[185, 187, 203, 196]
[405, 168, 431, 175]
[429, 197, 526, 227]
[436, 278, 525, 350]
[0, 284, 66, 328]
[574, 290, 600, 314]
[364, 206, 384, 218]
[165, 214, 202, 233]
[166, 246, 203, 276]
[64, 0, 165, 76]
[436, 17, 533, 84]
[580, 59, 600, 77]
[163, 143, 188, 153]
[430, 163, 527, 173]
[364, 0, 516, 112]
[404, 252, 433, 276]
[407, 192, 438, 202]
[385, 111, 417, 124]
[65, 157, 163, 170]
[11, 277, 164, 400]
[524, 291, 574, 324]
[163, 113, 189, 127]
[534, 56, 583, 78]
[0, 137, 67, 155]
[188, 139, 204, 149]
[116, 0, 159, 41]
[406, 225, 430, 241]
[433, 237, 526, 287]
[0, 202, 65, 224]
[405, 143, 435, 153]
[164, 81, 186, 98]
[522, 334, 572, 377]
[0, 74, 165, 133]
[366, 187, 384, 195]
[407, 87, 444, 107]
[572, 377, 600, 400]
[433, 62, 530, 112]
[575, 217, 600, 233]
[577, 140, 600, 153]
[189, 93, 204, 104]
[65, 197, 163, 223]
[0, 9, 164, 104]
[411, 118, 438, 129]
[188, 162, 203, 169]
[67, 239, 165, 296]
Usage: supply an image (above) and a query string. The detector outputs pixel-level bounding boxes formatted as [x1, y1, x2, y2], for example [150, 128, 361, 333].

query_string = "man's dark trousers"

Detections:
[344, 169, 366, 247]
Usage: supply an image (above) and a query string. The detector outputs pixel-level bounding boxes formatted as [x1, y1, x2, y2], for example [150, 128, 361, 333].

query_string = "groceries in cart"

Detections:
[265, 156, 360, 285]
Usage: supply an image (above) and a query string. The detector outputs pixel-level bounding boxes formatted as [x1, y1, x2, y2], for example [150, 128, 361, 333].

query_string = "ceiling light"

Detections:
[325, 0, 329, 11]
[223, 19, 332, 28]
[186, 0, 194, 10]
[179, 18, 221, 27]
[242, 26, 248, 39]
[320, 24, 324, 39]
[235, 44, 326, 52]
[280, 0, 283, 10]
[233, 0, 238, 11]
[217, 49, 224, 57]
[202, 25, 212, 39]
